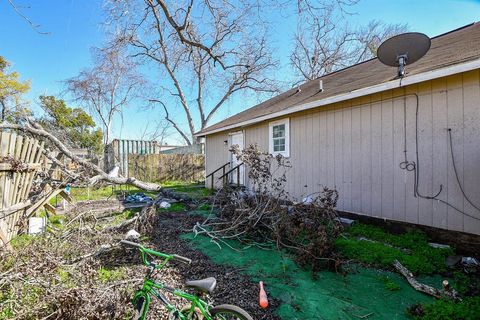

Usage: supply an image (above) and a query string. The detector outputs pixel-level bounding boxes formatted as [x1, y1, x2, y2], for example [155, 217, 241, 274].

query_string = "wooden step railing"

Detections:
[218, 162, 244, 187]
[205, 162, 230, 189]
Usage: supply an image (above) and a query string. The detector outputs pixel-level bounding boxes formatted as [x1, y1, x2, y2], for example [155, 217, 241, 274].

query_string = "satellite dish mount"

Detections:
[377, 32, 431, 78]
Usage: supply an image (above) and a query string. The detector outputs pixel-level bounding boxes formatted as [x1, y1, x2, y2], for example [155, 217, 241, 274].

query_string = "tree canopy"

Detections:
[38, 95, 103, 154]
[0, 55, 30, 122]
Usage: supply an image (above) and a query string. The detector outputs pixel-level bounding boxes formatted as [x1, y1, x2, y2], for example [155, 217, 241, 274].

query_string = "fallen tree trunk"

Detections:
[0, 121, 161, 191]
[393, 259, 460, 300]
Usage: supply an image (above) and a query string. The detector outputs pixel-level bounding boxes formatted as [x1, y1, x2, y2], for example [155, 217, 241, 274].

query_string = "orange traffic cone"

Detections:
[259, 281, 269, 309]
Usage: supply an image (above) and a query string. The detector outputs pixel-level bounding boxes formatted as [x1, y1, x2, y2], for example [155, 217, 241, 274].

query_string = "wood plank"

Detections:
[0, 228, 12, 251]
[0, 201, 31, 218]
[25, 188, 63, 217]
[5, 133, 17, 240]
[15, 137, 33, 204]
[44, 203, 56, 215]
[0, 163, 42, 171]
[59, 190, 73, 203]
[19, 140, 40, 202]
[9, 134, 24, 205]
[0, 131, 9, 210]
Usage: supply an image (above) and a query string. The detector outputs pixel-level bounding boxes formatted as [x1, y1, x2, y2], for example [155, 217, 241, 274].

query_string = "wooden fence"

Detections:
[128, 153, 205, 182]
[0, 131, 45, 246]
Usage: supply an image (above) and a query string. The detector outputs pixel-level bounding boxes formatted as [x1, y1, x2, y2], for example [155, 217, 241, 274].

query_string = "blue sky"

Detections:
[1, 0, 479, 144]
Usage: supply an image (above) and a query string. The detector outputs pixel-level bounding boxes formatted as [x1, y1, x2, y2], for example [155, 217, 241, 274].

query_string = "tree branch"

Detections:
[0, 121, 161, 191]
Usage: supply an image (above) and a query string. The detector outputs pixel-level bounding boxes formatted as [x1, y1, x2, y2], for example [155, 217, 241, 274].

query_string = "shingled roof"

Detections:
[197, 22, 480, 136]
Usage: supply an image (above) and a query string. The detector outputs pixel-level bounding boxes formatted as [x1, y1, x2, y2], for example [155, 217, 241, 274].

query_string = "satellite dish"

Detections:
[377, 32, 431, 77]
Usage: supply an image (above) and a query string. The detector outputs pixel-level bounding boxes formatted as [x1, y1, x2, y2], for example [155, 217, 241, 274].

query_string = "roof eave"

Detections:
[195, 58, 480, 137]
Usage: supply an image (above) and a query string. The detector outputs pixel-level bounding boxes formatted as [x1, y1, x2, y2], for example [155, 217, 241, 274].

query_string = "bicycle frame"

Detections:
[134, 275, 214, 320]
[121, 241, 216, 320]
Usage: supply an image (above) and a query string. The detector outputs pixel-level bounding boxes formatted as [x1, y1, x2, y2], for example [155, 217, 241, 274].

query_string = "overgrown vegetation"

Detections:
[408, 296, 480, 320]
[195, 144, 343, 272]
[336, 223, 454, 274]
[158, 203, 186, 212]
[69, 185, 157, 202]
[162, 181, 214, 199]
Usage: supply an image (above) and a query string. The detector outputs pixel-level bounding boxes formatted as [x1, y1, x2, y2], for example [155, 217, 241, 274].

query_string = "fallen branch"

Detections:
[0, 121, 161, 191]
[65, 243, 120, 264]
[393, 259, 460, 300]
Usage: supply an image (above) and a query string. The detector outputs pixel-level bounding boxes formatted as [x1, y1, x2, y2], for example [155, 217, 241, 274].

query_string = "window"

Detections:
[269, 118, 290, 157]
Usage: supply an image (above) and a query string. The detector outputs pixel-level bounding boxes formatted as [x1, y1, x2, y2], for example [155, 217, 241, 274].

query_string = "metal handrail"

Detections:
[218, 162, 244, 187]
[205, 162, 230, 189]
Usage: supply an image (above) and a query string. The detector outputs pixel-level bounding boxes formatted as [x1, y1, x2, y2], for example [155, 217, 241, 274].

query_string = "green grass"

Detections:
[336, 224, 454, 274]
[69, 186, 158, 202]
[10, 234, 36, 250]
[157, 203, 186, 212]
[380, 275, 402, 291]
[162, 181, 213, 199]
[68, 181, 210, 202]
[97, 267, 126, 283]
[197, 203, 211, 211]
[408, 296, 480, 320]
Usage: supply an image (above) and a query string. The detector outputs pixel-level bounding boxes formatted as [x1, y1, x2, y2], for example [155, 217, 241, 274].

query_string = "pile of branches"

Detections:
[195, 144, 343, 271]
[0, 205, 158, 319]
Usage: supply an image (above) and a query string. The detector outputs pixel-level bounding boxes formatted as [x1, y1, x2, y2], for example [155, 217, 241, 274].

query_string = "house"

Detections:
[195, 23, 480, 236]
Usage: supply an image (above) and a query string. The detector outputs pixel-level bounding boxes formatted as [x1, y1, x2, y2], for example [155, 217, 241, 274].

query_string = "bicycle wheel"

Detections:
[209, 304, 254, 320]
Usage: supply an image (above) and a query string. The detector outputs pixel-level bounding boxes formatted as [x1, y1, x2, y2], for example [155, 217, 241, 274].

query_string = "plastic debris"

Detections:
[159, 201, 171, 209]
[428, 242, 451, 249]
[462, 256, 480, 267]
[259, 281, 269, 309]
[108, 166, 120, 177]
[125, 192, 153, 203]
[125, 229, 140, 240]
[302, 195, 314, 204]
[29, 217, 46, 235]
[336, 217, 355, 227]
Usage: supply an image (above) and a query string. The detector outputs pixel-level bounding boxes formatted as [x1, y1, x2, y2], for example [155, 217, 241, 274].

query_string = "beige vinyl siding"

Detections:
[204, 71, 480, 235]
[204, 132, 230, 188]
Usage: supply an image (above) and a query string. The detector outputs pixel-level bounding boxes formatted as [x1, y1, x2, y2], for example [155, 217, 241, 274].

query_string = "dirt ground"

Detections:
[143, 211, 280, 320]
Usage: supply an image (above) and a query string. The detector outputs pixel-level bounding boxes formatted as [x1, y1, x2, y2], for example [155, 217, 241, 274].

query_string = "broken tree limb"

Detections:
[65, 242, 120, 264]
[0, 121, 161, 191]
[393, 259, 460, 300]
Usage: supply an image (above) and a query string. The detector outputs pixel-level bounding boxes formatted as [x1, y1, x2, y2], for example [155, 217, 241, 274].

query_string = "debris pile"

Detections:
[0, 201, 279, 319]
[195, 144, 342, 271]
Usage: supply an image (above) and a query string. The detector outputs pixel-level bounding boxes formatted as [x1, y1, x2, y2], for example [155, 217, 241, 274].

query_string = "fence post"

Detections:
[237, 166, 240, 187]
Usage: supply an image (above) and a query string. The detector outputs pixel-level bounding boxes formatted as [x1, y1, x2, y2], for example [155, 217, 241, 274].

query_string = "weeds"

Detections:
[158, 203, 186, 212]
[408, 296, 480, 319]
[336, 223, 453, 274]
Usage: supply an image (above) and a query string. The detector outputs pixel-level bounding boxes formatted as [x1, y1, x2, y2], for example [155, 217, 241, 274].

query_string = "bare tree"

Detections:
[66, 46, 144, 145]
[106, 0, 278, 145]
[7, 0, 49, 34]
[291, 2, 407, 84]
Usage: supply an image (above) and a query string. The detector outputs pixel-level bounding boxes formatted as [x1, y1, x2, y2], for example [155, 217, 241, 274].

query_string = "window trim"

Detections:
[269, 118, 290, 157]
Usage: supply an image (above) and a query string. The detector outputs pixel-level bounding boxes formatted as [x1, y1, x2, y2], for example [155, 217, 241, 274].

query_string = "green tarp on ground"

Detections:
[183, 234, 436, 319]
